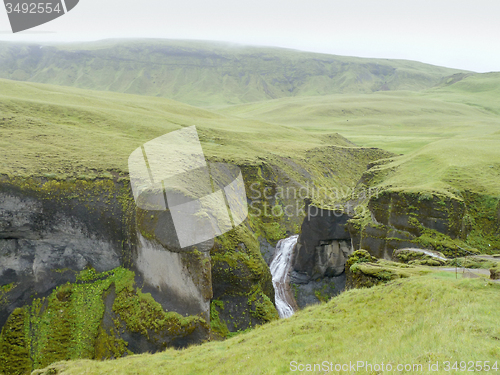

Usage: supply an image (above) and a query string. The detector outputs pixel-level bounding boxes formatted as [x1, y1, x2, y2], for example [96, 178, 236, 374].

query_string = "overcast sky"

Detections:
[1, 0, 499, 72]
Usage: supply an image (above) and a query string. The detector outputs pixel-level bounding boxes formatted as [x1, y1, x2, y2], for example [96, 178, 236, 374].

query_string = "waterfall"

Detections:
[270, 235, 299, 318]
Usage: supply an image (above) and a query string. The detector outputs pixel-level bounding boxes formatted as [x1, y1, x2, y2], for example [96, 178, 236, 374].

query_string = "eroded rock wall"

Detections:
[290, 204, 353, 308]
[348, 189, 500, 258]
[0, 177, 212, 373]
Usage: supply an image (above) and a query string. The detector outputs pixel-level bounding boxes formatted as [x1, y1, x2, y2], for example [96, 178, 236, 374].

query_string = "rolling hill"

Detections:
[1, 40, 500, 375]
[215, 72, 500, 154]
[0, 39, 467, 106]
[0, 77, 376, 188]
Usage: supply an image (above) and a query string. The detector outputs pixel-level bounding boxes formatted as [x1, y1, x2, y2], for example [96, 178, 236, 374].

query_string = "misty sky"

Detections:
[1, 0, 499, 72]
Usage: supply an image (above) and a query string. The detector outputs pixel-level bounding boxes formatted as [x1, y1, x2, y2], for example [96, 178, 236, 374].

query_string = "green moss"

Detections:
[445, 257, 496, 269]
[313, 284, 334, 303]
[112, 270, 207, 338]
[346, 252, 431, 289]
[490, 264, 500, 280]
[210, 223, 278, 334]
[415, 227, 478, 257]
[0, 283, 16, 306]
[248, 289, 279, 322]
[210, 300, 230, 338]
[462, 193, 500, 253]
[24, 268, 126, 369]
[0, 308, 31, 375]
[393, 249, 447, 266]
[0, 266, 207, 372]
[94, 325, 130, 360]
[212, 224, 273, 298]
[346, 250, 377, 270]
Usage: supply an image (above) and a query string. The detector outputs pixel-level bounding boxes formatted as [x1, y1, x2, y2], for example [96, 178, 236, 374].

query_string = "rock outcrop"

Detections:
[345, 250, 430, 289]
[0, 177, 213, 373]
[348, 190, 484, 259]
[0, 179, 129, 327]
[293, 202, 352, 279]
[289, 203, 353, 307]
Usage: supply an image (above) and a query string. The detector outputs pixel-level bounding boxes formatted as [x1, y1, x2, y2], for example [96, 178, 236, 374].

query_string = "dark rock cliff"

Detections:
[290, 202, 353, 308]
[348, 189, 499, 259]
[0, 171, 280, 372]
[0, 177, 215, 372]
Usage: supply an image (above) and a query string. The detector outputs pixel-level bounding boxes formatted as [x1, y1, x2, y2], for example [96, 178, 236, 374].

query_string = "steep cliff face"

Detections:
[347, 141, 500, 259]
[293, 203, 352, 278]
[348, 189, 500, 259]
[289, 204, 352, 308]
[0, 177, 213, 373]
[0, 168, 283, 368]
[349, 190, 467, 259]
[0, 178, 131, 327]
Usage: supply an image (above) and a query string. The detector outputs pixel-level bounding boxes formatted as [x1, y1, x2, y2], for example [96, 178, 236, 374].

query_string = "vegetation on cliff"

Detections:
[1, 41, 500, 373]
[0, 267, 208, 374]
[0, 76, 393, 341]
[33, 273, 500, 375]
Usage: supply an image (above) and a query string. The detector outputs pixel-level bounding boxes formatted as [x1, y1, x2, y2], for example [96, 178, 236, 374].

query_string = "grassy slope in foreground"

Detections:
[34, 274, 500, 375]
[0, 39, 466, 106]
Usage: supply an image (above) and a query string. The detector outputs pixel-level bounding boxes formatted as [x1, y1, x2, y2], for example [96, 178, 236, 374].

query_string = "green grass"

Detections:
[216, 73, 500, 155]
[2, 71, 499, 197]
[33, 273, 500, 375]
[216, 72, 500, 200]
[366, 137, 500, 197]
[0, 78, 393, 218]
[0, 78, 354, 179]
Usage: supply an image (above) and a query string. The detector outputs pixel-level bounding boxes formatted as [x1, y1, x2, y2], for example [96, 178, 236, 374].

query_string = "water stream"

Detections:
[270, 235, 299, 318]
[399, 248, 447, 261]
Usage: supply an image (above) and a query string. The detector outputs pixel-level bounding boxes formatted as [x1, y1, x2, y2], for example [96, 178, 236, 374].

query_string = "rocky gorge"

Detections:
[1, 58, 500, 373]
[2, 137, 500, 373]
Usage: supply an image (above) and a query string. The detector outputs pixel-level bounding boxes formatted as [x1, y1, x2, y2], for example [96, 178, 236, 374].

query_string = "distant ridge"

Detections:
[0, 39, 468, 106]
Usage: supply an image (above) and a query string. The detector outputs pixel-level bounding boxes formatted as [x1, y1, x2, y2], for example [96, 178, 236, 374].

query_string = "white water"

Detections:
[270, 235, 299, 318]
[399, 248, 447, 261]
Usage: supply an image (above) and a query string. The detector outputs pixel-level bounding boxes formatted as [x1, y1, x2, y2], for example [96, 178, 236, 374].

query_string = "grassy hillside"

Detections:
[215, 72, 500, 254]
[0, 39, 466, 106]
[217, 73, 500, 154]
[364, 137, 500, 197]
[0, 78, 357, 180]
[0, 77, 393, 226]
[33, 273, 500, 375]
[216, 72, 500, 196]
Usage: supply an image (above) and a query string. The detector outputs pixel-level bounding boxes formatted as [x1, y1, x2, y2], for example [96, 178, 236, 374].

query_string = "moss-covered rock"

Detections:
[345, 250, 430, 289]
[393, 248, 447, 266]
[0, 176, 136, 344]
[210, 224, 278, 337]
[445, 257, 495, 269]
[345, 250, 377, 269]
[0, 267, 208, 373]
[348, 189, 494, 259]
[490, 264, 500, 280]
